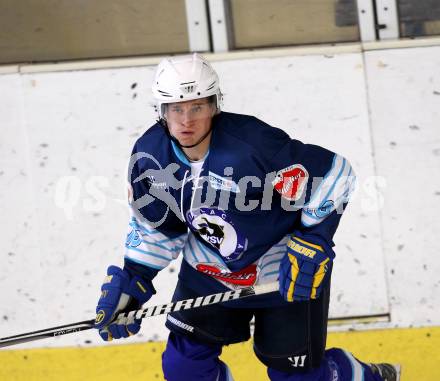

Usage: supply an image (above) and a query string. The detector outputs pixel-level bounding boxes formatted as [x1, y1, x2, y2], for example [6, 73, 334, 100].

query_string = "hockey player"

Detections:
[94, 54, 400, 381]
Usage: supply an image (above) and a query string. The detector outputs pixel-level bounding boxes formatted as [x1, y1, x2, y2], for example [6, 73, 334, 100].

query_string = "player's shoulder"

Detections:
[132, 122, 168, 154]
[128, 122, 174, 173]
[300, 143, 353, 180]
[215, 111, 291, 154]
[300, 143, 335, 162]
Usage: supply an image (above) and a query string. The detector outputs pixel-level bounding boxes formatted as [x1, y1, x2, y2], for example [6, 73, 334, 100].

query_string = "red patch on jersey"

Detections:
[272, 164, 308, 201]
[196, 264, 257, 286]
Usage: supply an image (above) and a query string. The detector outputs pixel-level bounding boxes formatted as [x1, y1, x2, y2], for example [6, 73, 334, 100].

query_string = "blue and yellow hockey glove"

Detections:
[94, 265, 155, 341]
[279, 232, 335, 302]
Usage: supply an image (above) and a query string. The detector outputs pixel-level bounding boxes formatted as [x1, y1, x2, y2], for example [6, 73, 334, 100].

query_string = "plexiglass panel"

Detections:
[229, 0, 360, 49]
[0, 0, 190, 64]
[397, 0, 440, 37]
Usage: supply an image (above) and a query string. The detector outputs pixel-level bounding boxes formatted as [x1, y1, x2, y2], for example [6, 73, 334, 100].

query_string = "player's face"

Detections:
[165, 98, 215, 146]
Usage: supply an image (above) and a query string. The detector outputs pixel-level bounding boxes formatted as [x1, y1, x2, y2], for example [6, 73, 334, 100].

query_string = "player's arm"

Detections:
[94, 145, 187, 340]
[271, 141, 356, 302]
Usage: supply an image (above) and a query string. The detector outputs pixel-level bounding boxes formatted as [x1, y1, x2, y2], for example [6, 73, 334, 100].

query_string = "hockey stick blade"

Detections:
[0, 282, 278, 348]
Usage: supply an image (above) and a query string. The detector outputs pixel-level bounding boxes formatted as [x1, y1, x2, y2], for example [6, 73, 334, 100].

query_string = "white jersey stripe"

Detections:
[343, 350, 365, 381]
[125, 212, 186, 271]
[301, 154, 356, 227]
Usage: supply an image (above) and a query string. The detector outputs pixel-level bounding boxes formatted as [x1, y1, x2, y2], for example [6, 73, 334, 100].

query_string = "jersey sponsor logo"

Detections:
[288, 355, 307, 367]
[272, 164, 308, 201]
[196, 263, 257, 286]
[304, 199, 335, 219]
[208, 171, 241, 193]
[187, 208, 247, 262]
[145, 175, 167, 189]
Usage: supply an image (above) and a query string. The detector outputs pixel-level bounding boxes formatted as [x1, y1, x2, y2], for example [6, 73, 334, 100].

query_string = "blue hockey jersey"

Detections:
[123, 112, 356, 306]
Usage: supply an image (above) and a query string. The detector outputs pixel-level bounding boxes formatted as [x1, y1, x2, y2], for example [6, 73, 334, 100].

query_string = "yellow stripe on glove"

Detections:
[311, 258, 330, 299]
[280, 233, 334, 302]
[287, 254, 300, 302]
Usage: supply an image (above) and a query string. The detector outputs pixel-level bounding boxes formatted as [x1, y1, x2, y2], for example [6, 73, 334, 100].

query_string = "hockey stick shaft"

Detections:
[0, 320, 96, 348]
[0, 282, 278, 348]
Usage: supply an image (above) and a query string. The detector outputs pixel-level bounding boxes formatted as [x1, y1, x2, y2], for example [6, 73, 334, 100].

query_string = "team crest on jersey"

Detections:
[196, 263, 257, 287]
[186, 208, 247, 262]
[272, 164, 308, 201]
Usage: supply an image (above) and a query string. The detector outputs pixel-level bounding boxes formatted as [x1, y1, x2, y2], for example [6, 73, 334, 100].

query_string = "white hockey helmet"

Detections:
[152, 53, 222, 119]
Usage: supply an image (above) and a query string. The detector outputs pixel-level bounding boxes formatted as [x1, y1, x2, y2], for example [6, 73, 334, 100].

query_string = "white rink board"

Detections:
[0, 68, 180, 348]
[1, 46, 439, 349]
[365, 46, 440, 326]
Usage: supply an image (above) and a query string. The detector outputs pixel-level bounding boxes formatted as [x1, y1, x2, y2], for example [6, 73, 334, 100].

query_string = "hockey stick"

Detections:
[0, 282, 278, 348]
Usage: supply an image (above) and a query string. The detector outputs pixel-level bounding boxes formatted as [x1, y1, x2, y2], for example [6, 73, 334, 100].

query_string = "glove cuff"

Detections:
[127, 276, 155, 305]
[290, 230, 335, 260]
